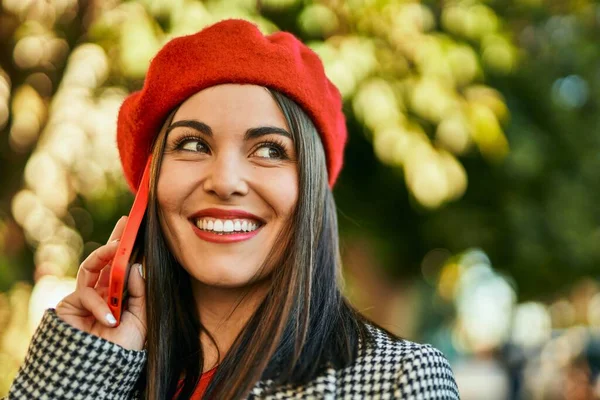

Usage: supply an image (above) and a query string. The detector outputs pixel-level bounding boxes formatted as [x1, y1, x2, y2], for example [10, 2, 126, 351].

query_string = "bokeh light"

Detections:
[1, 1, 599, 399]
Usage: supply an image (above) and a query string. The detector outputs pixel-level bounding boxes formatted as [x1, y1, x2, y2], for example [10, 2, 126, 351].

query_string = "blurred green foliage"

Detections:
[0, 0, 599, 393]
[0, 0, 598, 303]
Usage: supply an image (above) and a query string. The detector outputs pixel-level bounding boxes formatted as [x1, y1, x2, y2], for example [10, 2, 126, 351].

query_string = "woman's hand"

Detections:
[55, 216, 147, 351]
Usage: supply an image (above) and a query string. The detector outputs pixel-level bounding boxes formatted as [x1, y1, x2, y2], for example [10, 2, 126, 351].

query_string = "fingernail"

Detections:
[110, 238, 120, 243]
[134, 263, 144, 280]
[106, 313, 117, 325]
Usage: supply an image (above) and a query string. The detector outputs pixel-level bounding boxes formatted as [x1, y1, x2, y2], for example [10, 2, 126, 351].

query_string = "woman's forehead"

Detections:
[171, 84, 289, 132]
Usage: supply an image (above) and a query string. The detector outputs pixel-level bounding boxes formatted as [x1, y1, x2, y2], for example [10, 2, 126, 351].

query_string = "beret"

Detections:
[117, 18, 347, 193]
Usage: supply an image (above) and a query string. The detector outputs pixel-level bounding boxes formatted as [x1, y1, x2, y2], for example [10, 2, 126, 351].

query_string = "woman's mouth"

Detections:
[194, 217, 262, 234]
[188, 208, 265, 243]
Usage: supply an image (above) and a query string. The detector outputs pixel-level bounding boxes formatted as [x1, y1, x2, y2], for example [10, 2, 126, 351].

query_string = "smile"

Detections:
[188, 208, 265, 243]
[194, 218, 261, 233]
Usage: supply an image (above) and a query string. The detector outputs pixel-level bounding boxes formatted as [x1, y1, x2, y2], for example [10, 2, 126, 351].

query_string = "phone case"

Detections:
[107, 156, 152, 326]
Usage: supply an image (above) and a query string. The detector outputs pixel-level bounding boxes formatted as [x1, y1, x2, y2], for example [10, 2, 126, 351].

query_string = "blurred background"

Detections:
[0, 0, 599, 398]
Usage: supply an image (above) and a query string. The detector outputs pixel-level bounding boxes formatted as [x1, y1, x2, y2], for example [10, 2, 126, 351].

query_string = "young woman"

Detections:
[7, 20, 459, 399]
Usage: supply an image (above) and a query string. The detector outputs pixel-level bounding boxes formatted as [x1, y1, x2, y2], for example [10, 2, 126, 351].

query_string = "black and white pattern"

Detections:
[248, 326, 459, 399]
[6, 309, 459, 399]
[7, 309, 146, 399]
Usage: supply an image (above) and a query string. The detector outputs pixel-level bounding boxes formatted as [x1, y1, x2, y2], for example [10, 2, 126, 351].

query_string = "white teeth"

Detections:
[195, 218, 261, 234]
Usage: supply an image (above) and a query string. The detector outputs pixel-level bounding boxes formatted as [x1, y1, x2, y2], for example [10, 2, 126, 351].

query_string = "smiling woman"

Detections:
[6, 19, 459, 400]
[157, 85, 299, 290]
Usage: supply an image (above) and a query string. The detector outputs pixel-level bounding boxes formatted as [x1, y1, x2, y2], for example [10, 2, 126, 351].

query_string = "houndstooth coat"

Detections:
[6, 309, 460, 399]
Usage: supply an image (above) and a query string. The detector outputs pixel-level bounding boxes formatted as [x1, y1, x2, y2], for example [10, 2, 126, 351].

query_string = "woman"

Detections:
[7, 19, 459, 399]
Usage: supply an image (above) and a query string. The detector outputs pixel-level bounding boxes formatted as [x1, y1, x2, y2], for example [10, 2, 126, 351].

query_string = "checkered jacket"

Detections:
[6, 309, 460, 399]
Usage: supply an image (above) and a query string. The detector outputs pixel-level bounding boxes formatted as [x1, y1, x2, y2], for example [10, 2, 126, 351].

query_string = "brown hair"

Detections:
[136, 89, 372, 399]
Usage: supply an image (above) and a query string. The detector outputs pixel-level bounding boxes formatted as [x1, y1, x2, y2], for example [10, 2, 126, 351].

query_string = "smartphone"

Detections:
[107, 156, 152, 326]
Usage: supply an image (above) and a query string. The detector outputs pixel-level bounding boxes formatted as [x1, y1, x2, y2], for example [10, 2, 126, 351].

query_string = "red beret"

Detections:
[117, 19, 347, 193]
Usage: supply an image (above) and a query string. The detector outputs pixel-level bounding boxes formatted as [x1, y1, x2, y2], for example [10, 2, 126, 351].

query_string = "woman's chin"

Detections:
[187, 270, 267, 290]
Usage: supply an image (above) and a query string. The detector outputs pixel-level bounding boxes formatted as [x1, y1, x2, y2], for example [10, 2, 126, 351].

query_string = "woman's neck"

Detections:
[191, 279, 270, 372]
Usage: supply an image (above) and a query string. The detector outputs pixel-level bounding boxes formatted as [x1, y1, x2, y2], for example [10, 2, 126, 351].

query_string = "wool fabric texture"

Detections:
[117, 19, 347, 192]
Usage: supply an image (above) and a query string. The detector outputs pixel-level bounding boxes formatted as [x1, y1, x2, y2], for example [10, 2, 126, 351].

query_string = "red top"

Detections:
[174, 368, 217, 399]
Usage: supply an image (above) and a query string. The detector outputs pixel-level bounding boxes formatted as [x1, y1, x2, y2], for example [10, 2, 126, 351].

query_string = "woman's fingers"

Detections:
[95, 263, 113, 289]
[125, 263, 147, 327]
[95, 216, 128, 289]
[127, 263, 145, 300]
[77, 216, 128, 291]
[76, 240, 120, 290]
[69, 287, 118, 327]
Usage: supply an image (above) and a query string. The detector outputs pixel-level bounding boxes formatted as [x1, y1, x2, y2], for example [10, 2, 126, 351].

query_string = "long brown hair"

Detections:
[136, 88, 373, 399]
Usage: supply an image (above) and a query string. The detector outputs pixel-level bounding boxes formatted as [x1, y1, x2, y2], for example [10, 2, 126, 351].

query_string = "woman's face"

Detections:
[157, 84, 298, 288]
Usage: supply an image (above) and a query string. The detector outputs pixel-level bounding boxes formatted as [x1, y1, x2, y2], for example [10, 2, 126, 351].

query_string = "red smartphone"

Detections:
[107, 156, 152, 326]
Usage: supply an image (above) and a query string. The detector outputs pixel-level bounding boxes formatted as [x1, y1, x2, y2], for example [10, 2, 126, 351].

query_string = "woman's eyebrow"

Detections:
[245, 126, 292, 140]
[167, 120, 291, 140]
[167, 120, 212, 136]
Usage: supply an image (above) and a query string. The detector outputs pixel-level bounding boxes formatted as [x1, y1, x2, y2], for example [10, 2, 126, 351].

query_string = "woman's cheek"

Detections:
[157, 162, 202, 207]
[258, 168, 299, 215]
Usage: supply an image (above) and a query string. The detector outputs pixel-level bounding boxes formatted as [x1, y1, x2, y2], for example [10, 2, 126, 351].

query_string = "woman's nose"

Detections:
[202, 152, 249, 199]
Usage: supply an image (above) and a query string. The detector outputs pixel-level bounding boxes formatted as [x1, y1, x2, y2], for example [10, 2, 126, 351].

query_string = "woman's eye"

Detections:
[254, 145, 284, 159]
[180, 140, 208, 153]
